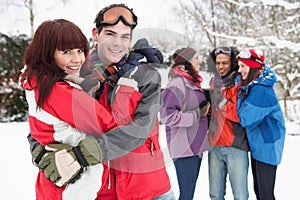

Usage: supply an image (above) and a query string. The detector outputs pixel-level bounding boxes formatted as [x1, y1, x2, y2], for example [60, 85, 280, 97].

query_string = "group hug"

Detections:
[20, 3, 285, 200]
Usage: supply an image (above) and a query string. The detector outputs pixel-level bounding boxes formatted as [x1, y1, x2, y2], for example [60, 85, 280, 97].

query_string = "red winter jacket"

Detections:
[96, 74, 171, 200]
[20, 75, 118, 200]
[208, 83, 249, 151]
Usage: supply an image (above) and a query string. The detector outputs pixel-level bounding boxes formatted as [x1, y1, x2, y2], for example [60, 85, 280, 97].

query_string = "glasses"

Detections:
[97, 5, 137, 29]
[237, 50, 264, 65]
[214, 46, 231, 56]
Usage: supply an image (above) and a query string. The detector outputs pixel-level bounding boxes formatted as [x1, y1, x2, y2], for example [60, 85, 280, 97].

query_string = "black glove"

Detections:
[132, 38, 163, 64]
[195, 101, 211, 119]
[203, 89, 211, 104]
[117, 54, 141, 78]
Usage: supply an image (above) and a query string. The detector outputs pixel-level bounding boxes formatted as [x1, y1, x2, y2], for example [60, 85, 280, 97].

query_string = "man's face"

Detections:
[93, 21, 132, 65]
[215, 54, 231, 77]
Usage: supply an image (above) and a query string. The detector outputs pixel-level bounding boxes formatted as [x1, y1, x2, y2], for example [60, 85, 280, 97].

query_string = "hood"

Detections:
[240, 64, 277, 94]
[252, 64, 277, 87]
[18, 65, 38, 91]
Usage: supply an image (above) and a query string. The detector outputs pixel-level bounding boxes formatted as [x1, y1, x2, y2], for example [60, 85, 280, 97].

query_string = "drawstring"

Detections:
[107, 161, 111, 189]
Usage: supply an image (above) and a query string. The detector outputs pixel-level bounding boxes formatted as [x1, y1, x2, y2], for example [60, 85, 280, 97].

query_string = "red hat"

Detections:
[237, 49, 264, 68]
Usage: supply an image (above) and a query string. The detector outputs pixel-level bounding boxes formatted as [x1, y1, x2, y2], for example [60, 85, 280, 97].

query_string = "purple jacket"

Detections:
[160, 75, 210, 158]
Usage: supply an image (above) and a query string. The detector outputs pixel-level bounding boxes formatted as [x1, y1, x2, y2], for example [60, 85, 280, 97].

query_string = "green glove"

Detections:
[195, 101, 211, 119]
[39, 137, 102, 187]
[32, 144, 47, 168]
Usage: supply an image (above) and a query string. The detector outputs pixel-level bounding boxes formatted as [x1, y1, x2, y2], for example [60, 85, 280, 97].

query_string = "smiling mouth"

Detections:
[109, 48, 122, 54]
[66, 66, 79, 70]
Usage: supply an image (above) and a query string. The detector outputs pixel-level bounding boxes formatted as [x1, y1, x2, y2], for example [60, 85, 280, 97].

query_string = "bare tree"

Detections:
[172, 0, 300, 118]
[1, 0, 70, 37]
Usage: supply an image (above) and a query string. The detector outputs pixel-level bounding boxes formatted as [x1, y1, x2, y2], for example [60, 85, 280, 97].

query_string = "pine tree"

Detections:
[0, 33, 30, 122]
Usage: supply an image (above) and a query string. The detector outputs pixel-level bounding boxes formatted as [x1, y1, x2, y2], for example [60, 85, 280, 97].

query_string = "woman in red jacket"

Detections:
[21, 19, 142, 200]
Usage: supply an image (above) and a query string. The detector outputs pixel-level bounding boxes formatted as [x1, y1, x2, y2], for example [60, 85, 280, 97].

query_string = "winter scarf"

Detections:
[172, 66, 203, 89]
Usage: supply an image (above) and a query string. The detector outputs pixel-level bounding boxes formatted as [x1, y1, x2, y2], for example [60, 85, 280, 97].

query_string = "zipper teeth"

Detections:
[108, 161, 111, 189]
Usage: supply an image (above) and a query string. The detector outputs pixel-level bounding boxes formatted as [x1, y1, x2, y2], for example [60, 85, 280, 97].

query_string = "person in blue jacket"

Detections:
[236, 48, 286, 200]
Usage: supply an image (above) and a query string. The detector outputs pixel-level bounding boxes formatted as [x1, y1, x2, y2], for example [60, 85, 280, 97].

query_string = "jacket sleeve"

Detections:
[160, 84, 196, 128]
[27, 133, 40, 153]
[97, 65, 162, 160]
[43, 81, 117, 136]
[238, 85, 277, 129]
[219, 86, 240, 123]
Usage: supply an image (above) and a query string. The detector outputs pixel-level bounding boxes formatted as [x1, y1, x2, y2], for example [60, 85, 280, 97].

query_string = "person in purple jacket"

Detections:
[160, 47, 210, 200]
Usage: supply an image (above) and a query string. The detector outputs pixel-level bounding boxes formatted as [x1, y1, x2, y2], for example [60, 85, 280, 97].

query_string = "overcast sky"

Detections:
[0, 0, 183, 38]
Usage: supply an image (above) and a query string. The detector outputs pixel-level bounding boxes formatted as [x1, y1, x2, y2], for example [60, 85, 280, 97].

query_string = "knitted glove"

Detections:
[39, 137, 102, 187]
[195, 101, 211, 118]
[64, 74, 100, 96]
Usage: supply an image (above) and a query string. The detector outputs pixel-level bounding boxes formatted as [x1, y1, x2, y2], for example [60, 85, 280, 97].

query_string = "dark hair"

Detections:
[240, 68, 262, 86]
[170, 49, 198, 82]
[207, 46, 239, 75]
[21, 19, 89, 108]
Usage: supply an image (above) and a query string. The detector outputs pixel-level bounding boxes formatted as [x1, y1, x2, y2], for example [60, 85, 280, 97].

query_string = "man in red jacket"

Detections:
[29, 3, 175, 200]
[207, 46, 250, 200]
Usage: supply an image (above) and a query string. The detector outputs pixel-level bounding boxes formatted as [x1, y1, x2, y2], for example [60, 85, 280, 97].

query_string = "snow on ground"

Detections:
[0, 121, 299, 199]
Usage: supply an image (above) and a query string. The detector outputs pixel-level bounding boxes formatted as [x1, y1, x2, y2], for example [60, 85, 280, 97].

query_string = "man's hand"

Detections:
[64, 74, 100, 96]
[210, 89, 227, 109]
[39, 137, 102, 187]
[132, 38, 163, 64]
[32, 144, 48, 168]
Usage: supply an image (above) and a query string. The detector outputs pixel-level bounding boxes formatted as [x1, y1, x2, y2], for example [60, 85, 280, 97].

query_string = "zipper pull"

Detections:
[150, 141, 154, 156]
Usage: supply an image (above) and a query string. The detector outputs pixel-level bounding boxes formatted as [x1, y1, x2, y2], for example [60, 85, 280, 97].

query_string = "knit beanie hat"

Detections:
[172, 47, 197, 66]
[237, 49, 264, 68]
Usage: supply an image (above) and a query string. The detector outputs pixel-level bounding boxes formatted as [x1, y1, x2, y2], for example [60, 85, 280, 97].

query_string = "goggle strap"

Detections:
[100, 15, 136, 28]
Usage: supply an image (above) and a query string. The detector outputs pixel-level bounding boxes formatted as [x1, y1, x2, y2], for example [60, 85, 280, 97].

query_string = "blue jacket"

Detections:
[160, 75, 210, 158]
[237, 65, 286, 165]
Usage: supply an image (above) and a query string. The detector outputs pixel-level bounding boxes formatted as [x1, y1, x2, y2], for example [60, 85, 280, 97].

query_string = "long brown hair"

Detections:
[240, 68, 262, 86]
[21, 19, 89, 108]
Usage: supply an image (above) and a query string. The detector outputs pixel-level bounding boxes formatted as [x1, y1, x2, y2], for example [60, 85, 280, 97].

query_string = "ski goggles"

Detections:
[237, 50, 263, 65]
[96, 5, 137, 29]
[214, 46, 231, 56]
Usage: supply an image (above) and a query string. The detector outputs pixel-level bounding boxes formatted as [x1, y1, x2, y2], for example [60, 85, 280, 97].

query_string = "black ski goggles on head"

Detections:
[214, 46, 231, 56]
[96, 5, 137, 29]
[237, 50, 264, 65]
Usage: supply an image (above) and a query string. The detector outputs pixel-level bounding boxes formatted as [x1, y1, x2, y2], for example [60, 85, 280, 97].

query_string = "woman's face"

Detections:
[54, 48, 85, 76]
[189, 53, 202, 73]
[238, 61, 250, 80]
[93, 21, 132, 65]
